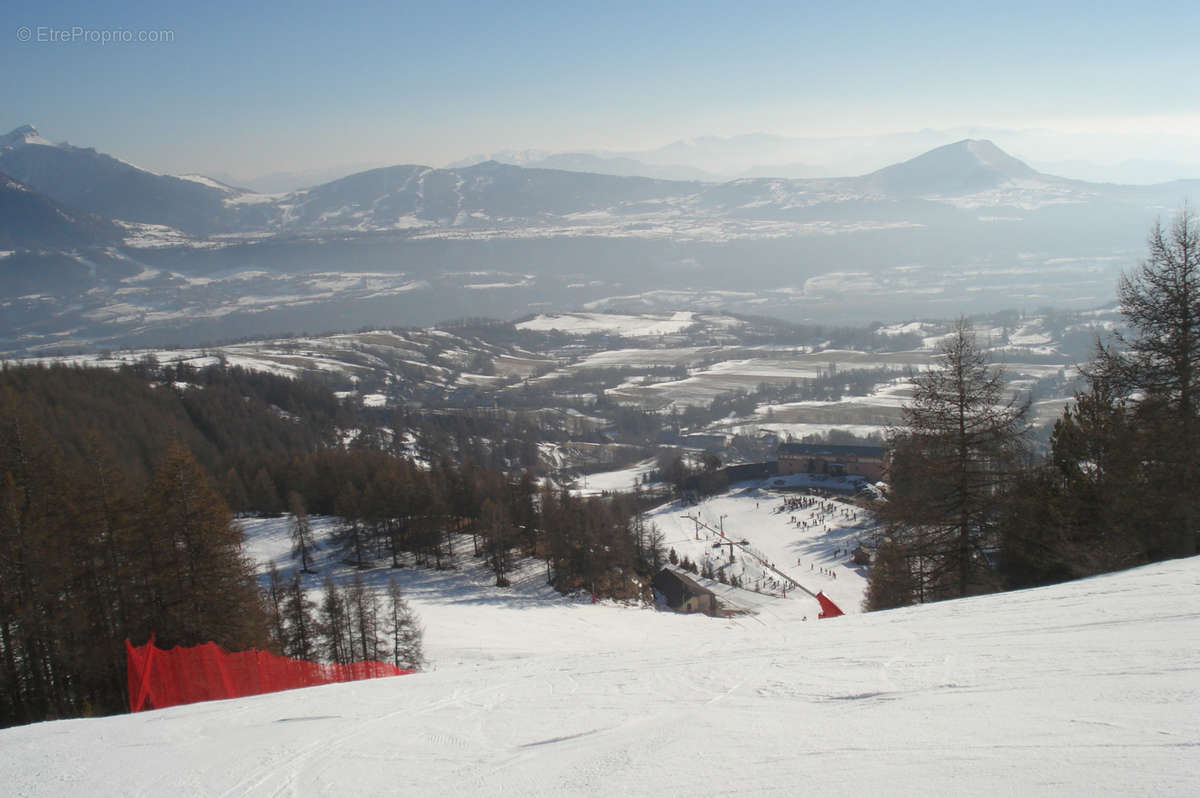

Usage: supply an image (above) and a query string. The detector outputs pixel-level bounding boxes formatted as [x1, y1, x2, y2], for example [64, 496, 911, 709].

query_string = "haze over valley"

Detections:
[1, 125, 1194, 354]
[4, 3, 1200, 793]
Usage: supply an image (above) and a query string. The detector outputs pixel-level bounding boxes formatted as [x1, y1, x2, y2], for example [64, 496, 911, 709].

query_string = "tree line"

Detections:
[0, 422, 269, 726]
[265, 567, 423, 672]
[0, 357, 671, 726]
[868, 207, 1200, 609]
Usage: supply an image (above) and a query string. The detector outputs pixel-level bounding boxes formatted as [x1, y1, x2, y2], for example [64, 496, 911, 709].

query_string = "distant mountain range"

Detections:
[5, 125, 1191, 246]
[0, 124, 1196, 356]
[450, 130, 1200, 186]
[0, 171, 121, 249]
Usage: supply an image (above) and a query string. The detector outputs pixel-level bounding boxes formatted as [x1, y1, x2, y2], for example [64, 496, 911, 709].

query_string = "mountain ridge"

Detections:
[1, 126, 1196, 355]
[5, 127, 1193, 246]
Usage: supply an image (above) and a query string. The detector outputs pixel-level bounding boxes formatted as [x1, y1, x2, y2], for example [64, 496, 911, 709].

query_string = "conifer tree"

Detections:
[282, 575, 318, 660]
[319, 576, 350, 665]
[334, 486, 369, 569]
[288, 491, 318, 573]
[346, 572, 382, 663]
[875, 319, 1030, 603]
[480, 497, 515, 587]
[266, 565, 288, 650]
[140, 442, 269, 650]
[1093, 206, 1200, 558]
[384, 577, 424, 671]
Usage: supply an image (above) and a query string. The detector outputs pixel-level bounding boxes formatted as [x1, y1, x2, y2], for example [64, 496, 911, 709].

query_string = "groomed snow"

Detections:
[646, 486, 872, 614]
[2, 510, 1197, 795]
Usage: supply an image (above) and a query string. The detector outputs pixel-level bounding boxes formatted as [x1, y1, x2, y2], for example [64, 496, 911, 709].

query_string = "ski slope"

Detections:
[646, 485, 873, 615]
[2, 529, 1198, 795]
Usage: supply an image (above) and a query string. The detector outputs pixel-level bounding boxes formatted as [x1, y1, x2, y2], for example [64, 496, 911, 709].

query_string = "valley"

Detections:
[17, 308, 1103, 481]
[0, 127, 1183, 354]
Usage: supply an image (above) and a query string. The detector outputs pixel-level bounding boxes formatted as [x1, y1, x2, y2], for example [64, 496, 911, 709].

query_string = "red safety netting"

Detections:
[126, 635, 413, 713]
[816, 591, 844, 619]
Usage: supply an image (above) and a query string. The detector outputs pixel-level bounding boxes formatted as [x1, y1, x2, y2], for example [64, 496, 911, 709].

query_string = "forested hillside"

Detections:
[0, 361, 670, 726]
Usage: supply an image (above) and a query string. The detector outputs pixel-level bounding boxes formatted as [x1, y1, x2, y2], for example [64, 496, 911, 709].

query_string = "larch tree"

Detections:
[287, 490, 317, 573]
[998, 376, 1148, 588]
[1093, 205, 1200, 558]
[346, 572, 382, 663]
[334, 486, 369, 569]
[876, 318, 1030, 604]
[384, 577, 424, 671]
[140, 442, 269, 651]
[282, 574, 318, 661]
[318, 576, 350, 665]
[480, 497, 515, 587]
[266, 565, 288, 651]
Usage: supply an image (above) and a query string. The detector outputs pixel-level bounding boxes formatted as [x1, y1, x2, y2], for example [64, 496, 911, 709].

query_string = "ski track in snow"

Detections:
[2, 488, 1198, 796]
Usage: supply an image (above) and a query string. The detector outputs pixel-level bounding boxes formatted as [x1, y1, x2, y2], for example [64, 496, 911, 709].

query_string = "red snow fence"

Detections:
[816, 591, 844, 619]
[126, 635, 412, 713]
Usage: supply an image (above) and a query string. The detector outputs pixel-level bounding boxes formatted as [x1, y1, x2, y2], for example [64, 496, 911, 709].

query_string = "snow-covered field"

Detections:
[3, 497, 1198, 795]
[516, 311, 711, 338]
[572, 458, 659, 496]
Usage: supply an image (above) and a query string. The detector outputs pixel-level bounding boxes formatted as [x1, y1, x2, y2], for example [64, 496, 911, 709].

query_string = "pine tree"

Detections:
[266, 565, 288, 650]
[139, 442, 269, 651]
[346, 572, 382, 662]
[1093, 205, 1200, 558]
[999, 379, 1148, 587]
[384, 577, 424, 671]
[334, 486, 369, 569]
[319, 576, 350, 665]
[863, 539, 919, 610]
[875, 319, 1030, 604]
[281, 575, 318, 660]
[287, 491, 318, 573]
[480, 497, 515, 587]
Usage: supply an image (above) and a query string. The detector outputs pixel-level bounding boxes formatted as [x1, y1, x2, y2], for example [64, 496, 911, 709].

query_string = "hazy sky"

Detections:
[4, 0, 1199, 180]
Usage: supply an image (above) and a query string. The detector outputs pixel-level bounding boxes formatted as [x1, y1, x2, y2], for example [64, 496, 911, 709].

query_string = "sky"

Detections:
[3, 0, 1200, 182]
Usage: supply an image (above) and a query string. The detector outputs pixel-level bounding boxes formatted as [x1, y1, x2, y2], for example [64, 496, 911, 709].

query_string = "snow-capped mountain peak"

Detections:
[1, 125, 58, 149]
[862, 138, 1039, 196]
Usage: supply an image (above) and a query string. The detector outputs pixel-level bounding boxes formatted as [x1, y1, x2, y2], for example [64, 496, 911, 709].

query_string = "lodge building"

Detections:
[652, 568, 719, 616]
[776, 442, 886, 482]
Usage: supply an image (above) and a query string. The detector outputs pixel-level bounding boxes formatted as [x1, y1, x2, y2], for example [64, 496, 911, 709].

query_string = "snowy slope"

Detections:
[646, 487, 872, 614]
[2, 516, 1198, 796]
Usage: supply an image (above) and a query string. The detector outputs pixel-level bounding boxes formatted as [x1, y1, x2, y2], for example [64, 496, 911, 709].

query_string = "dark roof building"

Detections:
[652, 568, 719, 616]
[777, 442, 887, 481]
[777, 442, 885, 459]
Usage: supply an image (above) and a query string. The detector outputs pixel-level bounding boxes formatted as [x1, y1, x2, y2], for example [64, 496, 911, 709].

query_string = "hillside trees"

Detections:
[870, 319, 1030, 607]
[998, 380, 1147, 586]
[0, 356, 672, 725]
[139, 442, 270, 650]
[0, 390, 273, 726]
[539, 487, 656, 600]
[346, 573, 383, 663]
[1097, 207, 1200, 558]
[999, 206, 1200, 584]
[318, 577, 351, 665]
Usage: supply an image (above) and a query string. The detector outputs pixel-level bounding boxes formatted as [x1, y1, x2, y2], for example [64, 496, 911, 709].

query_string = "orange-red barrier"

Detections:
[125, 635, 412, 713]
[816, 591, 844, 619]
